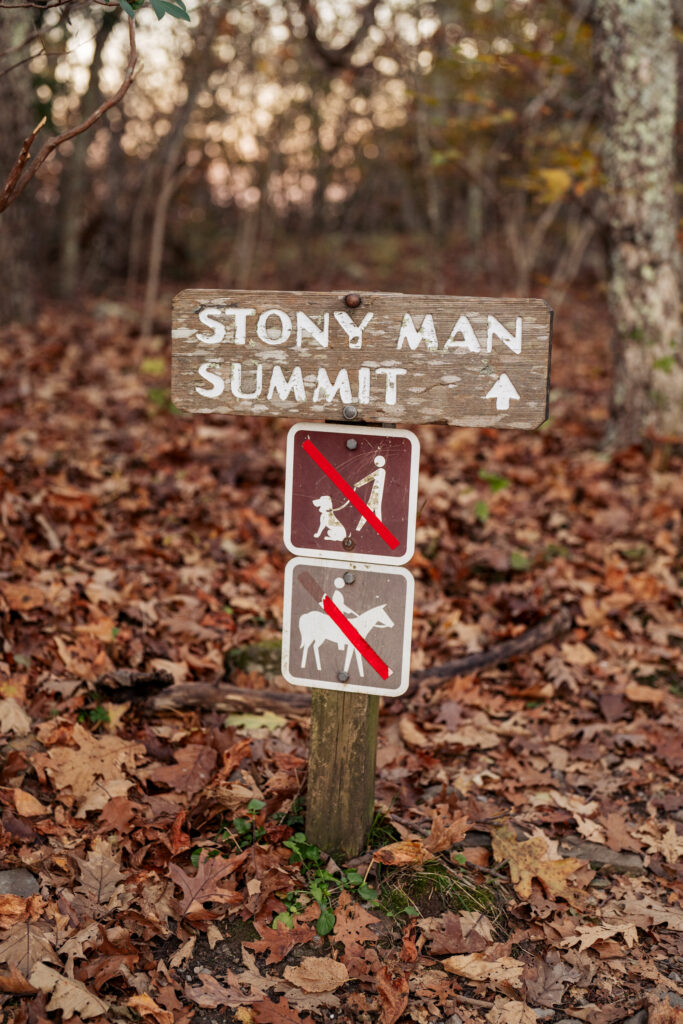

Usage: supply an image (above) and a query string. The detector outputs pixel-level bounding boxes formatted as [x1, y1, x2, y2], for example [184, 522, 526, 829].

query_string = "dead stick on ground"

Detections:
[146, 605, 575, 714]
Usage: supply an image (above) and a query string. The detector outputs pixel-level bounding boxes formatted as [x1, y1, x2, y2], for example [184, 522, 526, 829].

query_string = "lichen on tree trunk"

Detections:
[594, 0, 683, 444]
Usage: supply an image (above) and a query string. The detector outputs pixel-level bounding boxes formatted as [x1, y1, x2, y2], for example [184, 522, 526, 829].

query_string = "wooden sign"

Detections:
[284, 423, 419, 565]
[281, 557, 414, 697]
[172, 289, 552, 428]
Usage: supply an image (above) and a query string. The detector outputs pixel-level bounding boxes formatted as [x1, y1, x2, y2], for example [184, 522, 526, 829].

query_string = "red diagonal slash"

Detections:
[323, 595, 390, 680]
[302, 439, 399, 550]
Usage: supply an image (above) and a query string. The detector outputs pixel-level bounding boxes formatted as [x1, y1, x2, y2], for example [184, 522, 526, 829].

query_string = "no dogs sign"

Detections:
[281, 557, 414, 697]
[284, 423, 420, 565]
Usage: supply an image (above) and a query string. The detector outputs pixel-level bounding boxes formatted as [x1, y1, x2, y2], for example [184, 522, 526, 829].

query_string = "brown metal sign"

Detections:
[284, 423, 419, 565]
[172, 289, 552, 428]
[281, 557, 414, 696]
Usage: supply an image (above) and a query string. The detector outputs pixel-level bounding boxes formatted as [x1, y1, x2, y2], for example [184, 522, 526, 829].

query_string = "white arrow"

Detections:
[485, 373, 520, 411]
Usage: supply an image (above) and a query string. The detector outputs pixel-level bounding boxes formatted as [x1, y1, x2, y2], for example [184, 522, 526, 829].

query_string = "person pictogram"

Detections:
[353, 455, 386, 531]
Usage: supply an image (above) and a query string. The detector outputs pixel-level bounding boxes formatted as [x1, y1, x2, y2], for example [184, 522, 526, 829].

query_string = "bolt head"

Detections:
[344, 293, 361, 308]
[346, 438, 358, 450]
[343, 571, 355, 584]
[342, 405, 357, 421]
[342, 537, 354, 549]
[337, 671, 349, 682]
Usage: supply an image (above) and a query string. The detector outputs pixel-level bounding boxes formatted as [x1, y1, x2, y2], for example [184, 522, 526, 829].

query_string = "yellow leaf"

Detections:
[536, 167, 572, 203]
[490, 825, 585, 903]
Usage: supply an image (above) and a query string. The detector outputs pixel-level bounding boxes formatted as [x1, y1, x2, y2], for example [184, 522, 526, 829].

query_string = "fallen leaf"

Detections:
[184, 972, 254, 1008]
[0, 698, 31, 736]
[283, 957, 348, 993]
[625, 681, 663, 706]
[224, 711, 287, 732]
[128, 991, 175, 1023]
[487, 996, 537, 1024]
[12, 789, 46, 817]
[561, 922, 638, 952]
[169, 935, 196, 968]
[169, 850, 245, 917]
[419, 911, 493, 955]
[0, 964, 36, 994]
[74, 839, 124, 906]
[491, 825, 585, 902]
[30, 961, 109, 1019]
[442, 953, 525, 990]
[332, 890, 380, 957]
[377, 966, 409, 1024]
[0, 581, 45, 612]
[373, 840, 434, 866]
[147, 743, 217, 796]
[244, 914, 317, 966]
[0, 921, 56, 974]
[251, 995, 315, 1023]
[424, 805, 470, 852]
[31, 722, 145, 805]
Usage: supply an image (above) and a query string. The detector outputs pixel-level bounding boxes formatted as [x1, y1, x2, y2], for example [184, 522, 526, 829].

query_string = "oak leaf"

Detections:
[0, 964, 36, 994]
[491, 825, 585, 902]
[251, 995, 315, 1023]
[0, 921, 56, 974]
[168, 850, 245, 917]
[377, 966, 409, 1024]
[424, 806, 470, 853]
[333, 890, 381, 957]
[128, 991, 175, 1023]
[184, 972, 253, 1008]
[29, 961, 109, 1020]
[31, 722, 145, 806]
[74, 839, 124, 907]
[244, 914, 317, 966]
[283, 957, 348, 993]
[147, 743, 217, 796]
[419, 911, 493, 955]
[486, 996, 536, 1024]
[442, 953, 525, 990]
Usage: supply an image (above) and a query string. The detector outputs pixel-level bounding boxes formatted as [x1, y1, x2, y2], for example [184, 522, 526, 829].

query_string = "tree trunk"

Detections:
[594, 0, 683, 444]
[0, 12, 37, 322]
[58, 11, 117, 299]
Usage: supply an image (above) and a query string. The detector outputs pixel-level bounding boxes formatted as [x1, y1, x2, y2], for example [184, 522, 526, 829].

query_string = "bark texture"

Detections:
[594, 0, 683, 443]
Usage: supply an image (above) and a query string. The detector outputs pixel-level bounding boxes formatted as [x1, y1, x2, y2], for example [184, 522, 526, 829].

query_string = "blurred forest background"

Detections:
[1, 0, 682, 444]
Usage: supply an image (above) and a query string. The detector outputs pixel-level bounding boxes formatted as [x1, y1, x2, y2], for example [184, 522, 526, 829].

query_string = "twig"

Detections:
[407, 604, 575, 691]
[454, 994, 494, 1009]
[0, 16, 137, 213]
[145, 605, 575, 714]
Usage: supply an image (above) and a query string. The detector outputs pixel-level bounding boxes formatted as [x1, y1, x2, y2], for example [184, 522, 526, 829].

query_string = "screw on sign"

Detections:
[281, 557, 414, 698]
[284, 423, 420, 565]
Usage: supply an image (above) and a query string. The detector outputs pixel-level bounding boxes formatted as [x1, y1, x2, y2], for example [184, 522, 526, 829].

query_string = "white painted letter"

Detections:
[296, 311, 330, 348]
[267, 365, 306, 403]
[444, 315, 481, 352]
[224, 307, 255, 345]
[487, 315, 522, 355]
[396, 313, 439, 351]
[376, 367, 406, 405]
[257, 309, 292, 346]
[357, 367, 371, 404]
[231, 362, 263, 399]
[333, 311, 374, 349]
[196, 362, 225, 398]
[313, 368, 353, 404]
[196, 307, 225, 344]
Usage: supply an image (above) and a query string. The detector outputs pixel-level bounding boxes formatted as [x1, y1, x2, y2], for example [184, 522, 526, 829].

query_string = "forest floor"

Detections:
[0, 288, 682, 1024]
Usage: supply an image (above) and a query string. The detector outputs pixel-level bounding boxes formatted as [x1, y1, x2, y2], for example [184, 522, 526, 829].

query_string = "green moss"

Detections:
[376, 860, 503, 924]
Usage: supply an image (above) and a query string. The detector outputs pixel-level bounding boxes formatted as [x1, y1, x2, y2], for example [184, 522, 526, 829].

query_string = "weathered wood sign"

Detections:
[284, 423, 420, 565]
[172, 290, 553, 428]
[282, 557, 414, 697]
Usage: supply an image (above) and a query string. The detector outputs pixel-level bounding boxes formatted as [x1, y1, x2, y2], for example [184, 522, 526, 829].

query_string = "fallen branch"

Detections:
[145, 605, 575, 715]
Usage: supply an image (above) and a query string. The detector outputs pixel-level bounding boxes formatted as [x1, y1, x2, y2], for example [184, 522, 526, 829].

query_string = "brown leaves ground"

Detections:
[0, 294, 682, 1022]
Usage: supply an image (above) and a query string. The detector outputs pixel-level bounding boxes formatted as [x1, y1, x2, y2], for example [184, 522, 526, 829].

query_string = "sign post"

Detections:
[172, 289, 553, 858]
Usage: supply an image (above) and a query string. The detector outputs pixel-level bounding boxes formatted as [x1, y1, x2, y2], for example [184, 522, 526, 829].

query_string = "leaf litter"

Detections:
[0, 298, 681, 1022]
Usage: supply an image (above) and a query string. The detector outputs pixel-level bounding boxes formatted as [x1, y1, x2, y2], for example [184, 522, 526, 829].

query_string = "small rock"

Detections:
[0, 869, 39, 897]
[445, 1014, 464, 1024]
[534, 1011, 555, 1021]
[622, 1011, 647, 1024]
[664, 995, 683, 1009]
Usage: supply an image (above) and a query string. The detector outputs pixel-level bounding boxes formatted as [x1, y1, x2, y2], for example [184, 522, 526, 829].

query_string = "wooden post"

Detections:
[306, 689, 379, 858]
